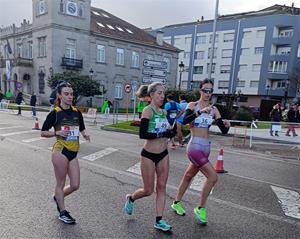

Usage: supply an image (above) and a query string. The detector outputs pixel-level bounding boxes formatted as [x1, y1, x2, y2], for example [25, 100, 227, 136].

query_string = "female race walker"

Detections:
[124, 82, 176, 232]
[171, 79, 230, 225]
[41, 81, 90, 224]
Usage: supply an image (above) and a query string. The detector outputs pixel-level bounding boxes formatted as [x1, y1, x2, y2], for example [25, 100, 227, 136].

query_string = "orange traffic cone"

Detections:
[32, 117, 40, 130]
[214, 148, 227, 173]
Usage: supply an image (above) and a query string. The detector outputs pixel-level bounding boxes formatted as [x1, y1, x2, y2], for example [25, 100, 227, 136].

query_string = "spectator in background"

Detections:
[15, 90, 23, 115]
[5, 89, 13, 100]
[0, 90, 3, 102]
[137, 100, 146, 119]
[285, 105, 298, 137]
[30, 92, 37, 117]
[269, 103, 281, 136]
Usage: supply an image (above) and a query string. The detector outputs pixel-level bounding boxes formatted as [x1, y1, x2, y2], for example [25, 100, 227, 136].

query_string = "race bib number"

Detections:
[154, 118, 169, 133]
[62, 125, 79, 141]
[194, 114, 213, 128]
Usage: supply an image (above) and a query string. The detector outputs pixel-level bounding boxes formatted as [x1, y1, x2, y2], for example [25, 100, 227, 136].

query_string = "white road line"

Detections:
[22, 137, 47, 143]
[271, 185, 300, 220]
[0, 126, 23, 130]
[127, 162, 141, 175]
[0, 130, 37, 137]
[82, 147, 118, 161]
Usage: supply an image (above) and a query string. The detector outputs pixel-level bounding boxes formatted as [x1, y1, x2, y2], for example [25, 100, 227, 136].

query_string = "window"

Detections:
[239, 64, 248, 72]
[237, 81, 245, 87]
[222, 49, 232, 58]
[209, 34, 218, 43]
[220, 65, 230, 74]
[96, 44, 105, 63]
[268, 61, 288, 73]
[116, 48, 124, 65]
[174, 37, 181, 47]
[131, 51, 139, 68]
[193, 66, 203, 74]
[65, 39, 76, 59]
[97, 22, 105, 28]
[276, 46, 291, 55]
[147, 54, 154, 60]
[252, 64, 261, 72]
[125, 29, 133, 34]
[241, 48, 250, 56]
[196, 35, 206, 44]
[194, 51, 204, 60]
[114, 83, 123, 99]
[107, 24, 115, 30]
[38, 36, 46, 57]
[116, 26, 124, 32]
[242, 31, 251, 39]
[218, 81, 229, 89]
[163, 38, 171, 44]
[279, 29, 293, 38]
[28, 41, 33, 59]
[185, 37, 192, 46]
[17, 43, 22, 57]
[254, 47, 264, 55]
[184, 52, 190, 59]
[250, 81, 259, 88]
[163, 57, 171, 72]
[206, 63, 216, 73]
[39, 0, 46, 15]
[208, 48, 217, 59]
[223, 33, 234, 42]
[256, 30, 266, 38]
[275, 81, 287, 88]
[298, 43, 300, 57]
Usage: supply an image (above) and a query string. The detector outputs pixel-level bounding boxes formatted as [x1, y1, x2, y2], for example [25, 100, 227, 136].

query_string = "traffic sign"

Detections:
[143, 67, 167, 77]
[143, 59, 167, 69]
[124, 84, 132, 93]
[142, 77, 166, 85]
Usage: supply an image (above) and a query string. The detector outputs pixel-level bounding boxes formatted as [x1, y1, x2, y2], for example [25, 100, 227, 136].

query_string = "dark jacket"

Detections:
[30, 95, 37, 106]
[270, 108, 281, 122]
[287, 109, 298, 123]
[16, 92, 23, 105]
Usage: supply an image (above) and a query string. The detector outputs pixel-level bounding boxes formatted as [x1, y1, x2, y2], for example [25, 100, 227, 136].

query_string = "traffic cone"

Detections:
[32, 117, 40, 130]
[214, 148, 227, 173]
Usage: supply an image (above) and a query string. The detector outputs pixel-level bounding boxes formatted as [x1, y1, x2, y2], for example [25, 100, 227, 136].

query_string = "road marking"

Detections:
[82, 147, 118, 161]
[22, 137, 47, 143]
[0, 126, 23, 130]
[127, 162, 141, 175]
[0, 130, 37, 137]
[271, 185, 300, 220]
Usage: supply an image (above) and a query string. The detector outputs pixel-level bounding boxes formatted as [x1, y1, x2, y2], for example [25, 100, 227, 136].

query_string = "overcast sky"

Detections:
[0, 0, 297, 29]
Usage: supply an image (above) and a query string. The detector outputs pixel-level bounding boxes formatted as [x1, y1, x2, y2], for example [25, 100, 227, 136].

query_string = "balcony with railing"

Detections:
[61, 57, 83, 70]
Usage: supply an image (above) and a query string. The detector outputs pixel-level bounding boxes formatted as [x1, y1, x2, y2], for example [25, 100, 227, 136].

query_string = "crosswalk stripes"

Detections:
[271, 185, 300, 220]
[82, 147, 118, 161]
[22, 137, 47, 143]
[0, 126, 23, 130]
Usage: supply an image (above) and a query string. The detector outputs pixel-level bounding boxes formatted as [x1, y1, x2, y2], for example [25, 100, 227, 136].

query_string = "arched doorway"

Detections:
[23, 74, 31, 94]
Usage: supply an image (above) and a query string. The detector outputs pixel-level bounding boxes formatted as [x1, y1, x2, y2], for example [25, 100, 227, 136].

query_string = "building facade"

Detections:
[0, 0, 179, 107]
[153, 4, 300, 107]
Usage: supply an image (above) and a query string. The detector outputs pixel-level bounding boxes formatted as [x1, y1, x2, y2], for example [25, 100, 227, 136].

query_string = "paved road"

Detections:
[0, 111, 299, 238]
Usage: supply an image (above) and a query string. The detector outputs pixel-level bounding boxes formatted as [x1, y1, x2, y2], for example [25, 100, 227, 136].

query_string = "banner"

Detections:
[5, 60, 11, 80]
[6, 39, 12, 54]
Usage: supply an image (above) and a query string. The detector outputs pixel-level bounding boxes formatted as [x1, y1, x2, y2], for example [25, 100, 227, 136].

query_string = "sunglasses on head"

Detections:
[201, 88, 214, 94]
[57, 81, 72, 88]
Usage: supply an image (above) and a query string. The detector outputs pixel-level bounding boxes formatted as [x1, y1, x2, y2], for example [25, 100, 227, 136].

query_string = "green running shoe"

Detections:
[171, 201, 186, 216]
[124, 194, 134, 215]
[154, 219, 172, 232]
[194, 207, 207, 225]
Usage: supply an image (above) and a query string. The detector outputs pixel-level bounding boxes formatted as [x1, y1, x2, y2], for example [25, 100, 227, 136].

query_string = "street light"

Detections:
[89, 68, 94, 80]
[266, 84, 270, 98]
[178, 61, 185, 90]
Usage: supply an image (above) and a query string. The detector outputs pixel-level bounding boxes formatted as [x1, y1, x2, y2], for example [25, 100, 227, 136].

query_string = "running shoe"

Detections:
[154, 219, 172, 232]
[58, 210, 76, 224]
[53, 195, 60, 213]
[124, 194, 134, 215]
[194, 207, 207, 225]
[171, 201, 186, 216]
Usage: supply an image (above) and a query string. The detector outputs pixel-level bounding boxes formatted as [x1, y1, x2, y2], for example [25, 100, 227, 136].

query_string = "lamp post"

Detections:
[284, 80, 290, 108]
[88, 68, 94, 107]
[266, 84, 270, 98]
[178, 61, 185, 90]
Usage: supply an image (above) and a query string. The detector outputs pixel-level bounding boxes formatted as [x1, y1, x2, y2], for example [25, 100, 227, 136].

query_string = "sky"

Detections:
[0, 0, 298, 29]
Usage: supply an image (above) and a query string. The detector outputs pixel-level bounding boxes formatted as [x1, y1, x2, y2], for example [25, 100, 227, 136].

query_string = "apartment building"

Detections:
[0, 0, 179, 107]
[152, 4, 300, 106]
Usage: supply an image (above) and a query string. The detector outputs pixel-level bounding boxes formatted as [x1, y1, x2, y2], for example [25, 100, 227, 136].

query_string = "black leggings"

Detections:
[141, 148, 168, 165]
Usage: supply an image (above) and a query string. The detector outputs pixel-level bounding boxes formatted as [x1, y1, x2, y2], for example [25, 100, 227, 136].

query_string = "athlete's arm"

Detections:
[214, 106, 230, 135]
[41, 111, 57, 137]
[78, 111, 90, 141]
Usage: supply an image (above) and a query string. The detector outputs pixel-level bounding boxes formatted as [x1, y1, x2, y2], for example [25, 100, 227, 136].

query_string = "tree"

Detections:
[288, 64, 300, 97]
[47, 71, 105, 105]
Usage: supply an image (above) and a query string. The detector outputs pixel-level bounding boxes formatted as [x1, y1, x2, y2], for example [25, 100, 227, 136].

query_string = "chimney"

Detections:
[156, 30, 164, 46]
